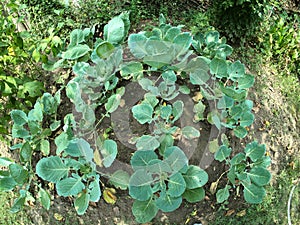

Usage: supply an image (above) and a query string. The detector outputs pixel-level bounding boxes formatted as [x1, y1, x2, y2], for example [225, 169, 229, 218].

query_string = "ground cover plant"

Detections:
[0, 10, 273, 224]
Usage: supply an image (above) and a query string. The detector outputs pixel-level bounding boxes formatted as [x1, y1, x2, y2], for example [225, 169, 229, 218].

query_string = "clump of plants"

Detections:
[0, 13, 271, 223]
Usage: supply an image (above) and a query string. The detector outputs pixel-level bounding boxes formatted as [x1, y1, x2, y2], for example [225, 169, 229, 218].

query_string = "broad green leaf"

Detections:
[183, 187, 205, 203]
[40, 139, 50, 156]
[209, 139, 219, 153]
[129, 170, 153, 201]
[216, 185, 230, 203]
[234, 126, 248, 139]
[55, 132, 69, 155]
[96, 41, 115, 59]
[189, 63, 210, 85]
[74, 191, 90, 215]
[65, 139, 82, 157]
[172, 100, 184, 122]
[158, 134, 174, 155]
[193, 101, 206, 122]
[179, 85, 190, 94]
[130, 151, 158, 171]
[214, 145, 232, 162]
[173, 32, 192, 56]
[243, 183, 266, 204]
[42, 92, 60, 115]
[38, 187, 51, 210]
[132, 199, 158, 223]
[220, 85, 247, 101]
[109, 170, 130, 190]
[183, 165, 208, 189]
[238, 74, 255, 89]
[104, 16, 125, 44]
[167, 173, 186, 197]
[69, 29, 85, 46]
[230, 153, 246, 165]
[162, 70, 177, 84]
[50, 120, 61, 131]
[22, 81, 44, 97]
[143, 93, 159, 108]
[128, 33, 148, 59]
[181, 126, 200, 139]
[0, 157, 14, 167]
[12, 124, 30, 139]
[0, 177, 17, 191]
[217, 95, 234, 109]
[10, 192, 26, 213]
[36, 156, 69, 183]
[240, 112, 255, 127]
[28, 102, 43, 122]
[89, 175, 101, 202]
[230, 106, 243, 120]
[132, 103, 153, 124]
[136, 135, 160, 151]
[210, 58, 227, 77]
[160, 105, 172, 120]
[20, 142, 32, 162]
[155, 193, 182, 212]
[10, 110, 27, 126]
[164, 27, 181, 41]
[248, 167, 271, 186]
[205, 31, 219, 45]
[62, 44, 90, 60]
[9, 164, 28, 184]
[164, 146, 188, 172]
[121, 62, 143, 78]
[228, 61, 245, 79]
[244, 142, 266, 162]
[100, 139, 118, 168]
[105, 94, 121, 113]
[147, 159, 172, 174]
[56, 177, 85, 197]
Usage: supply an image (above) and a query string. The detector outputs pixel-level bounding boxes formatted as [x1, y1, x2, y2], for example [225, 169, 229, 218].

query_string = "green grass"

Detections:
[0, 192, 32, 225]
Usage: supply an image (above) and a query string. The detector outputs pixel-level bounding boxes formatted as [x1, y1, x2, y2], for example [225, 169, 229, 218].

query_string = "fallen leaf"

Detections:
[94, 149, 102, 167]
[192, 92, 203, 102]
[225, 209, 235, 216]
[236, 209, 246, 217]
[210, 181, 218, 194]
[54, 213, 64, 221]
[103, 188, 117, 204]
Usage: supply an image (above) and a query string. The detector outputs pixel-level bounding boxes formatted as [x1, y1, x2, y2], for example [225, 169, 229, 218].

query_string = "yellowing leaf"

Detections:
[236, 209, 246, 217]
[54, 213, 63, 221]
[94, 149, 102, 167]
[103, 188, 117, 204]
[210, 181, 218, 194]
[192, 92, 203, 102]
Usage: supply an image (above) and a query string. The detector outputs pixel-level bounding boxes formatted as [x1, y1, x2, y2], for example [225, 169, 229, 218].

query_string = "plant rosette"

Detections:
[1, 12, 271, 223]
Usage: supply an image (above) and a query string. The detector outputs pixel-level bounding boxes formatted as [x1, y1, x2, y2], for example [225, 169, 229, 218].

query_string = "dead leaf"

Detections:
[94, 149, 102, 167]
[210, 181, 218, 194]
[192, 92, 203, 102]
[225, 209, 235, 216]
[54, 213, 64, 221]
[103, 188, 117, 204]
[236, 209, 246, 217]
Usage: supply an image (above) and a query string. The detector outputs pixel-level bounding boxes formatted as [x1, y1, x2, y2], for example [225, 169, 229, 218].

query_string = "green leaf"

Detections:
[214, 145, 232, 162]
[62, 44, 90, 60]
[55, 132, 69, 155]
[181, 126, 200, 139]
[10, 193, 26, 213]
[172, 100, 184, 122]
[129, 170, 153, 201]
[248, 167, 271, 186]
[193, 101, 206, 122]
[56, 177, 85, 197]
[74, 191, 90, 215]
[121, 62, 143, 78]
[230, 153, 246, 165]
[0, 177, 17, 191]
[128, 33, 148, 59]
[109, 170, 130, 190]
[12, 125, 30, 139]
[143, 93, 159, 108]
[243, 183, 266, 204]
[36, 156, 69, 183]
[216, 185, 230, 203]
[132, 199, 158, 223]
[173, 32, 192, 56]
[160, 105, 172, 120]
[100, 139, 118, 168]
[105, 94, 121, 113]
[155, 193, 182, 212]
[162, 70, 177, 84]
[230, 106, 243, 120]
[50, 120, 61, 131]
[164, 146, 188, 172]
[240, 112, 255, 127]
[228, 61, 245, 79]
[210, 58, 227, 77]
[158, 134, 174, 155]
[132, 103, 153, 124]
[104, 16, 125, 44]
[188, 57, 210, 85]
[183, 165, 208, 189]
[20, 142, 32, 162]
[0, 157, 14, 167]
[9, 164, 28, 184]
[183, 187, 205, 203]
[209, 139, 219, 153]
[131, 151, 158, 171]
[244, 142, 266, 162]
[22, 81, 44, 97]
[238, 74, 255, 89]
[89, 175, 101, 202]
[147, 159, 172, 174]
[69, 29, 85, 46]
[40, 139, 50, 156]
[10, 110, 27, 126]
[164, 27, 181, 41]
[234, 126, 248, 139]
[167, 173, 186, 197]
[205, 31, 219, 44]
[37, 187, 51, 210]
[96, 41, 115, 59]
[136, 135, 160, 151]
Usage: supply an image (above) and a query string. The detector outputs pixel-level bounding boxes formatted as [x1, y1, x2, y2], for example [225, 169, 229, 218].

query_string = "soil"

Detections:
[1, 49, 299, 225]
